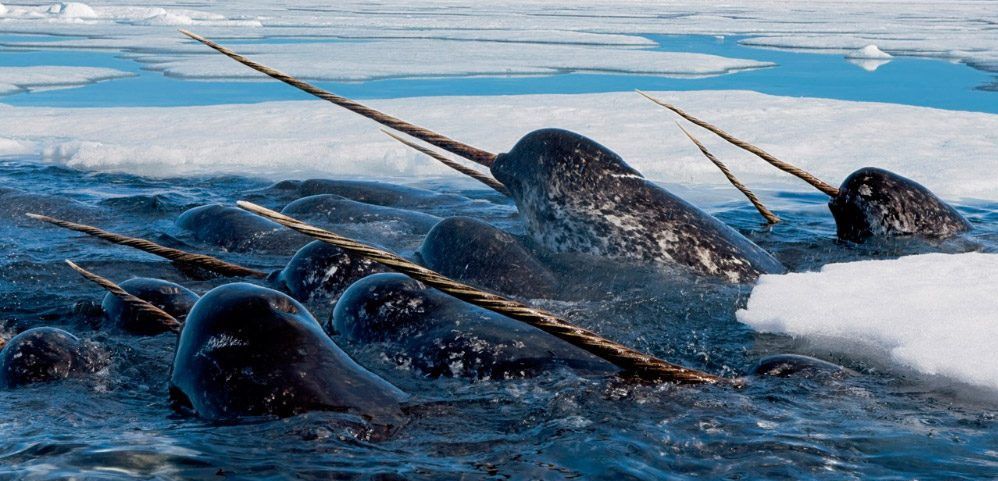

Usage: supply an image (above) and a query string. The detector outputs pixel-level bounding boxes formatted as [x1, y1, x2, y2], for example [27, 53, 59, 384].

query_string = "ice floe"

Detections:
[737, 253, 998, 391]
[0, 66, 133, 94]
[0, 90, 994, 200]
[143, 41, 772, 81]
[846, 44, 893, 60]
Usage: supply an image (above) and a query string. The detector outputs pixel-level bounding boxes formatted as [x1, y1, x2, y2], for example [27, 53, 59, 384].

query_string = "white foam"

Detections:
[0, 66, 133, 93]
[846, 44, 893, 60]
[737, 253, 998, 391]
[0, 90, 995, 200]
[0, 3, 7, 16]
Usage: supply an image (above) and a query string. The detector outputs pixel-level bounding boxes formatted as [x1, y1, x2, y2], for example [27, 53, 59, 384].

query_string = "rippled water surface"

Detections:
[1, 158, 996, 480]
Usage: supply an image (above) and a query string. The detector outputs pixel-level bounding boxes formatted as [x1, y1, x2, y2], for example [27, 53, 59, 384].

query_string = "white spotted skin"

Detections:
[492, 129, 785, 283]
[333, 273, 616, 380]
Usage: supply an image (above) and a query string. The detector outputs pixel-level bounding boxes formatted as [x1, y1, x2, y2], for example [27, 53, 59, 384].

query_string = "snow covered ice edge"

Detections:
[737, 252, 998, 392]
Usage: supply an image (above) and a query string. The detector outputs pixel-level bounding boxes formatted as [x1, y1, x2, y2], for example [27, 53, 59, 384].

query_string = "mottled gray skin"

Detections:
[417, 217, 558, 299]
[489, 129, 785, 283]
[751, 354, 852, 378]
[0, 328, 105, 389]
[170, 283, 407, 423]
[101, 278, 200, 335]
[829, 167, 972, 242]
[281, 194, 441, 235]
[332, 273, 617, 380]
[270, 240, 389, 308]
[176, 204, 309, 254]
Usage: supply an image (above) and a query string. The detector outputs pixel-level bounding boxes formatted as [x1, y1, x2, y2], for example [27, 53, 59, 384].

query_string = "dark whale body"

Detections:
[333, 273, 617, 380]
[270, 240, 389, 311]
[281, 194, 441, 235]
[0, 328, 105, 389]
[170, 283, 407, 422]
[751, 354, 851, 378]
[829, 167, 972, 242]
[298, 179, 470, 209]
[417, 217, 557, 299]
[0, 187, 103, 225]
[101, 278, 200, 335]
[489, 129, 785, 283]
[176, 204, 308, 254]
[244, 179, 471, 210]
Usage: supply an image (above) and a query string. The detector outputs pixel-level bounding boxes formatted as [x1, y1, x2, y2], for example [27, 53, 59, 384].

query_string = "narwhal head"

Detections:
[491, 128, 641, 200]
[829, 167, 971, 242]
[170, 282, 407, 422]
[489, 129, 649, 250]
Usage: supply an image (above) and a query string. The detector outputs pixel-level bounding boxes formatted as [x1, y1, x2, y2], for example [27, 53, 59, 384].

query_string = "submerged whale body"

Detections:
[101, 278, 200, 335]
[244, 179, 472, 211]
[333, 273, 617, 380]
[0, 187, 103, 225]
[270, 240, 389, 311]
[829, 167, 972, 242]
[170, 283, 407, 422]
[488, 129, 785, 282]
[0, 327, 105, 389]
[417, 216, 558, 299]
[281, 194, 441, 235]
[176, 204, 308, 254]
[298, 179, 471, 209]
[751, 354, 852, 378]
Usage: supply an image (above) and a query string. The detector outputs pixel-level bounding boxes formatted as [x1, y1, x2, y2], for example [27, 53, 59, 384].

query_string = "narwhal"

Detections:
[0, 326, 107, 389]
[179, 31, 785, 283]
[638, 92, 973, 242]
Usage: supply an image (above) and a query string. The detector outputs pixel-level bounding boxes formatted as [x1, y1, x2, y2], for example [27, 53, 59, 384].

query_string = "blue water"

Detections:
[0, 34, 995, 112]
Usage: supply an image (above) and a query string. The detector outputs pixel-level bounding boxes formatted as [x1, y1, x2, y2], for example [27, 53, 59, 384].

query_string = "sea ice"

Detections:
[47, 2, 97, 19]
[0, 66, 133, 94]
[737, 253, 998, 391]
[142, 40, 772, 81]
[0, 1, 994, 81]
[0, 90, 994, 200]
[845, 44, 893, 59]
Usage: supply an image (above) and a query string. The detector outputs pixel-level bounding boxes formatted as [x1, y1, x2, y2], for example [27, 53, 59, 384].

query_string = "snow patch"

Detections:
[47, 2, 96, 19]
[737, 253, 998, 391]
[846, 44, 893, 60]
